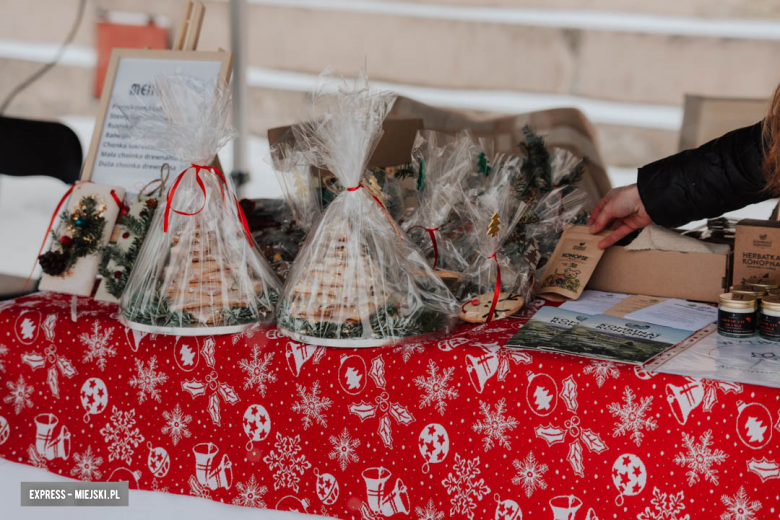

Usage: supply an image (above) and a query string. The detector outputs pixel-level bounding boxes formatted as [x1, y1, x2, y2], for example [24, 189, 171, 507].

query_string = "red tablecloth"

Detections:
[1, 292, 779, 520]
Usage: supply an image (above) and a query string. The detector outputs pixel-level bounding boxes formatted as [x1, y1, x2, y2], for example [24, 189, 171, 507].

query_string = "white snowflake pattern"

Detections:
[4, 375, 33, 414]
[583, 360, 620, 387]
[161, 404, 192, 446]
[70, 445, 103, 481]
[263, 433, 312, 492]
[416, 498, 445, 520]
[128, 356, 168, 404]
[238, 347, 277, 395]
[442, 453, 491, 520]
[638, 487, 690, 520]
[472, 398, 518, 451]
[413, 360, 458, 415]
[79, 321, 116, 371]
[99, 406, 145, 464]
[721, 486, 762, 520]
[292, 382, 333, 429]
[512, 451, 548, 497]
[607, 386, 657, 446]
[394, 342, 425, 362]
[0, 343, 7, 372]
[674, 430, 727, 486]
[232, 474, 268, 508]
[328, 427, 360, 471]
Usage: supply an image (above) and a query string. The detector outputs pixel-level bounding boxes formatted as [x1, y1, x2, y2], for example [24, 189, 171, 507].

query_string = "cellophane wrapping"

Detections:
[269, 133, 322, 232]
[457, 152, 536, 322]
[515, 147, 592, 279]
[276, 73, 459, 347]
[403, 130, 478, 285]
[119, 74, 282, 335]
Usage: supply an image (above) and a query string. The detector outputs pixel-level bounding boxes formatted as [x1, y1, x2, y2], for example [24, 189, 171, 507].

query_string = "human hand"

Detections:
[587, 184, 653, 249]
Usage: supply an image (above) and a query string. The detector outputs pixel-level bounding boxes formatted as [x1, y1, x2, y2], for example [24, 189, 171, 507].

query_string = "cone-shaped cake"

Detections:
[276, 73, 458, 347]
[119, 75, 282, 335]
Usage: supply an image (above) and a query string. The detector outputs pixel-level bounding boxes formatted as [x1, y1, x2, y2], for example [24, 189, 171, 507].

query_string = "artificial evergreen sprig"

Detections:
[39, 195, 107, 277]
[99, 198, 158, 299]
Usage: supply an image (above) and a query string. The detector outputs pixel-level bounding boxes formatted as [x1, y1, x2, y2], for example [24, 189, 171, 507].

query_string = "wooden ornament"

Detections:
[39, 183, 125, 297]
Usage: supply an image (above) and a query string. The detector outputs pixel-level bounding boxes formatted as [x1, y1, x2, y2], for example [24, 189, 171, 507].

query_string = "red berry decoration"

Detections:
[114, 271, 122, 279]
[122, 232, 130, 239]
[60, 236, 73, 246]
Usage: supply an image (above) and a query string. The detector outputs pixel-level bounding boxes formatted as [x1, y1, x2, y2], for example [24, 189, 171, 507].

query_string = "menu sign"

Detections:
[82, 49, 232, 193]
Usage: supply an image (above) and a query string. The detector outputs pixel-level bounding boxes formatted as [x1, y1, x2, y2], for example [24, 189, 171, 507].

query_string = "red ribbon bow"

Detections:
[164, 164, 253, 245]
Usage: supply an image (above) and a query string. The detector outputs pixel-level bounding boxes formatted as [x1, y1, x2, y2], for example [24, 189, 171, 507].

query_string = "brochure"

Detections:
[505, 307, 590, 349]
[657, 332, 780, 389]
[548, 314, 693, 365]
[625, 298, 717, 332]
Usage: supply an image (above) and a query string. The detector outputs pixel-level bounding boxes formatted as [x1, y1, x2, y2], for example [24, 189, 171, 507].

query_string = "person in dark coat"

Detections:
[589, 90, 780, 248]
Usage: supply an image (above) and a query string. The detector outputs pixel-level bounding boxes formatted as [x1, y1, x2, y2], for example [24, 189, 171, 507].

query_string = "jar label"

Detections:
[759, 312, 780, 339]
[718, 309, 757, 335]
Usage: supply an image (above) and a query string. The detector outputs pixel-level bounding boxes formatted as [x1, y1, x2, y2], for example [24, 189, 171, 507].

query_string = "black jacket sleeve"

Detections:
[637, 121, 773, 228]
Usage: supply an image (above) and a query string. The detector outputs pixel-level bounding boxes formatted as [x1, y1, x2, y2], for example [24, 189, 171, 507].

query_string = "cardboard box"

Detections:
[588, 246, 731, 303]
[733, 219, 780, 284]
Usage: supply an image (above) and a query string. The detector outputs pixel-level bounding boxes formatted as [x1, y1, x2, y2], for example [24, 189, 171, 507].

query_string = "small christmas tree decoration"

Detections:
[487, 212, 501, 238]
[276, 72, 458, 347]
[37, 183, 125, 297]
[119, 74, 282, 335]
[457, 151, 535, 323]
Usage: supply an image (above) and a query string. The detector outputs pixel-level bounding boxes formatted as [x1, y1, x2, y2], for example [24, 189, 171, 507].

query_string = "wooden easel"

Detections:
[171, 0, 226, 173]
[172, 1, 205, 51]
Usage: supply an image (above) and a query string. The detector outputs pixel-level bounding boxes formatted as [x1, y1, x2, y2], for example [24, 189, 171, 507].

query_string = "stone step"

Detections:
[0, 57, 679, 169]
[2, 1, 780, 105]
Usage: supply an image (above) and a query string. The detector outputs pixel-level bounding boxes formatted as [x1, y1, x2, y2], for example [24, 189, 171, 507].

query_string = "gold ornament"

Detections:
[487, 212, 501, 238]
[365, 173, 384, 202]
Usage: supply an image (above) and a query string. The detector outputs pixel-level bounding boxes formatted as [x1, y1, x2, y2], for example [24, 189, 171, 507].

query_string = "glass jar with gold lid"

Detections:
[718, 293, 758, 338]
[758, 296, 780, 341]
[730, 285, 765, 299]
[745, 279, 780, 293]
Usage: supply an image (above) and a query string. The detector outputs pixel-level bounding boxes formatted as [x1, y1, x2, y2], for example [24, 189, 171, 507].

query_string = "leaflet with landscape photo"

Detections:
[505, 306, 591, 350]
[548, 314, 693, 365]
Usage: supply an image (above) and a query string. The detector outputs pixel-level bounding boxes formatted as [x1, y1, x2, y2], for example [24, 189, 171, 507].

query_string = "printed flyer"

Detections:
[505, 306, 590, 349]
[549, 314, 693, 364]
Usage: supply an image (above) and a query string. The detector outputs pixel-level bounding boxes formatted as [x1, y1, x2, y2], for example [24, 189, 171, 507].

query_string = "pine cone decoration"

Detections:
[38, 250, 68, 276]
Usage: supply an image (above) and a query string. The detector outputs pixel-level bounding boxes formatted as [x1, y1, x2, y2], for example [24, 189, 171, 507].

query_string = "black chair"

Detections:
[0, 116, 83, 183]
[0, 116, 84, 299]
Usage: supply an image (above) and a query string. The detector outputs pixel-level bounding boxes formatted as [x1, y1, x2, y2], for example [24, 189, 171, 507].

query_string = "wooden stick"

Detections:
[172, 1, 194, 51]
[183, 1, 206, 51]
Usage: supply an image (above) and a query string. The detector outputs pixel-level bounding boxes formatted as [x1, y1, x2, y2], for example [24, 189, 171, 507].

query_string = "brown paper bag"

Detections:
[536, 225, 610, 301]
